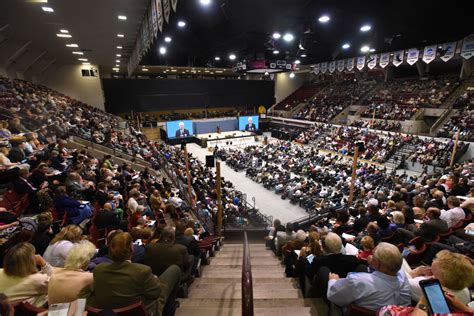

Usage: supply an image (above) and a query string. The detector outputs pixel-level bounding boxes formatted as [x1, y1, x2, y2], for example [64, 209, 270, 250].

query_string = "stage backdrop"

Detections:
[102, 79, 275, 114]
[193, 118, 238, 135]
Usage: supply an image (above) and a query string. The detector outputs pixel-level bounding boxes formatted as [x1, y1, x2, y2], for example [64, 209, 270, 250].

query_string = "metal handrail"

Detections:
[242, 230, 254, 316]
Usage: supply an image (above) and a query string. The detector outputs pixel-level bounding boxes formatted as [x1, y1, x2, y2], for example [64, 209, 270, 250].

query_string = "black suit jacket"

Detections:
[144, 242, 189, 276]
[175, 234, 200, 257]
[12, 178, 36, 195]
[8, 147, 25, 163]
[175, 129, 190, 137]
[245, 123, 256, 131]
[94, 210, 120, 230]
[415, 218, 448, 241]
[309, 253, 360, 279]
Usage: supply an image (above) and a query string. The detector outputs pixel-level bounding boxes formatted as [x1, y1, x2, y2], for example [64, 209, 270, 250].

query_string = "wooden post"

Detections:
[371, 108, 376, 128]
[450, 130, 460, 168]
[348, 144, 359, 206]
[183, 145, 195, 207]
[216, 161, 223, 237]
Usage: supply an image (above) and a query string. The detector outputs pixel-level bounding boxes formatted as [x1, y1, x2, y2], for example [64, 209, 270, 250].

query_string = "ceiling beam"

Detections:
[39, 58, 56, 75]
[4, 40, 31, 68]
[22, 50, 47, 73]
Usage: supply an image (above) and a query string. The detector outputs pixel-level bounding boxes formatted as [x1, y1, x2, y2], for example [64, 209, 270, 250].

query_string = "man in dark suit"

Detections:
[81, 232, 181, 316]
[244, 117, 256, 131]
[145, 226, 193, 283]
[8, 140, 26, 163]
[175, 122, 190, 138]
[395, 207, 448, 244]
[175, 221, 200, 275]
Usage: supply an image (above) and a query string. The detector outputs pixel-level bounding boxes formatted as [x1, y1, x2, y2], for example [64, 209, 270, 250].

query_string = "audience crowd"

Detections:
[438, 91, 473, 141]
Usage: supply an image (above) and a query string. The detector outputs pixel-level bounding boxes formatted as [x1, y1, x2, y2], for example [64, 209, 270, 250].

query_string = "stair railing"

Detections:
[242, 230, 254, 316]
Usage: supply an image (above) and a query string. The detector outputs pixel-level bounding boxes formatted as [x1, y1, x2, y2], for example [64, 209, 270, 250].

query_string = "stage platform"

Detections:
[197, 131, 254, 141]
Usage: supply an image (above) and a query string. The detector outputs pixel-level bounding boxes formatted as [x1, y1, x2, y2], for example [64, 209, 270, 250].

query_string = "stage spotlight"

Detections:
[229, 54, 236, 60]
[342, 43, 350, 49]
[283, 33, 294, 42]
[159, 47, 167, 55]
[272, 32, 281, 39]
[273, 50, 279, 54]
[360, 25, 371, 32]
[360, 45, 370, 53]
[200, 0, 211, 5]
[318, 15, 330, 23]
[177, 21, 186, 27]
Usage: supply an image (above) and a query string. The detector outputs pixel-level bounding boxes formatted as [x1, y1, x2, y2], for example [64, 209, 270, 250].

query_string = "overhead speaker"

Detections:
[206, 155, 215, 168]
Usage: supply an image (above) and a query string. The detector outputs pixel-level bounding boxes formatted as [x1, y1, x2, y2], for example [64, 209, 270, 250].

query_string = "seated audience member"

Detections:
[395, 207, 448, 244]
[54, 186, 92, 225]
[43, 225, 83, 267]
[327, 242, 411, 311]
[94, 202, 120, 230]
[390, 211, 405, 229]
[150, 189, 165, 211]
[31, 212, 54, 256]
[352, 206, 370, 232]
[0, 242, 53, 307]
[440, 196, 465, 228]
[404, 250, 474, 303]
[358, 236, 375, 261]
[48, 240, 96, 304]
[275, 223, 296, 255]
[81, 232, 181, 316]
[175, 220, 200, 262]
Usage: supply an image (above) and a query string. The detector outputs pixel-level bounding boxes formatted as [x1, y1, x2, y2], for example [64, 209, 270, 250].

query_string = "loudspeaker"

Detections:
[205, 155, 215, 168]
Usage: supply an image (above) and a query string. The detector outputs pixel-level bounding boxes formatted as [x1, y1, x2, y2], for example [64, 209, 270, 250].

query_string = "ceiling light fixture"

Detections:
[289, 72, 295, 78]
[177, 21, 186, 27]
[113, 68, 119, 71]
[115, 60, 120, 63]
[369, 48, 376, 52]
[159, 47, 167, 55]
[200, 0, 211, 5]
[273, 50, 279, 54]
[229, 54, 236, 60]
[283, 33, 294, 42]
[41, 7, 54, 12]
[301, 54, 307, 57]
[72, 51, 83, 55]
[342, 43, 350, 49]
[214, 56, 221, 61]
[360, 45, 370, 53]
[360, 25, 371, 32]
[272, 32, 281, 39]
[115, 64, 120, 67]
[117, 46, 122, 49]
[60, 29, 69, 33]
[82, 62, 90, 65]
[318, 15, 330, 23]
[164, 36, 172, 42]
[116, 54, 121, 57]
[117, 34, 124, 38]
[56, 34, 72, 38]
[294, 59, 301, 64]
[142, 68, 149, 71]
[66, 44, 78, 47]
[118, 15, 127, 20]
[78, 58, 88, 61]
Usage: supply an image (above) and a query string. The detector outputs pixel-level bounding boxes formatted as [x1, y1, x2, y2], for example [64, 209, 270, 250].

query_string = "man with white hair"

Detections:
[327, 242, 411, 311]
[244, 117, 256, 131]
[175, 122, 190, 138]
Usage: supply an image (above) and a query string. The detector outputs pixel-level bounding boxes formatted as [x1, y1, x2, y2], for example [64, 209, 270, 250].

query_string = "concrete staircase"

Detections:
[176, 243, 325, 316]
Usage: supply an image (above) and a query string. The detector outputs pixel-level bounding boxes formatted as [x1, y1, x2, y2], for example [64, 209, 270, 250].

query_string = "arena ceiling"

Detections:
[0, 0, 472, 72]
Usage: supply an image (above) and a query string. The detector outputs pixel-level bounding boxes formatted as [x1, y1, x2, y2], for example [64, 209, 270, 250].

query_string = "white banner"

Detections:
[406, 48, 419, 65]
[151, 0, 158, 37]
[461, 34, 474, 60]
[346, 58, 355, 71]
[328, 61, 336, 73]
[313, 64, 320, 75]
[439, 42, 456, 62]
[171, 0, 178, 12]
[320, 62, 328, 74]
[393, 50, 404, 67]
[163, 0, 171, 24]
[367, 54, 377, 69]
[379, 53, 390, 68]
[156, 0, 163, 33]
[422, 45, 437, 64]
[356, 56, 365, 70]
[337, 60, 345, 72]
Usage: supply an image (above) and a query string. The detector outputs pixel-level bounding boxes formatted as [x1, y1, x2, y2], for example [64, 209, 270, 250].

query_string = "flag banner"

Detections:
[356, 56, 365, 70]
[422, 45, 437, 64]
[367, 54, 377, 69]
[346, 58, 355, 71]
[379, 53, 390, 68]
[439, 42, 456, 62]
[147, 6, 154, 44]
[151, 0, 158, 37]
[328, 61, 336, 73]
[393, 50, 404, 67]
[406, 48, 419, 65]
[163, 0, 171, 24]
[320, 62, 328, 73]
[171, 0, 178, 12]
[461, 34, 474, 60]
[313, 64, 320, 74]
[156, 0, 163, 33]
[337, 60, 345, 72]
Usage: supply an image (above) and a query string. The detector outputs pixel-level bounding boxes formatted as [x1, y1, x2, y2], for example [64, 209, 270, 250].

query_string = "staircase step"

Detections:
[188, 288, 302, 299]
[178, 298, 325, 309]
[190, 277, 298, 285]
[209, 257, 283, 266]
[214, 251, 275, 258]
[176, 306, 316, 316]
[190, 281, 298, 292]
[201, 270, 285, 278]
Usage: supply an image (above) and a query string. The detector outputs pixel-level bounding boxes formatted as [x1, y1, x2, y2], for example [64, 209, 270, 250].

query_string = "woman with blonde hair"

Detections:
[43, 224, 83, 267]
[0, 242, 53, 306]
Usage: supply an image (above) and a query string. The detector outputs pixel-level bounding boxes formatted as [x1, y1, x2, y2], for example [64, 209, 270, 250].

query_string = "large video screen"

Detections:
[239, 115, 259, 131]
[166, 120, 194, 138]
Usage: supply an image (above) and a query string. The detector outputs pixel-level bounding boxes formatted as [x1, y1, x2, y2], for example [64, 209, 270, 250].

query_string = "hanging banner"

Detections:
[422, 45, 437, 64]
[151, 0, 158, 37]
[461, 34, 474, 60]
[379, 53, 390, 68]
[406, 48, 419, 65]
[439, 42, 456, 62]
[148, 6, 154, 43]
[328, 61, 336, 73]
[171, 0, 178, 12]
[337, 60, 345, 72]
[163, 0, 171, 24]
[313, 64, 320, 74]
[393, 50, 404, 67]
[356, 56, 365, 70]
[156, 0, 163, 33]
[346, 58, 355, 71]
[367, 54, 377, 69]
[320, 62, 328, 74]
